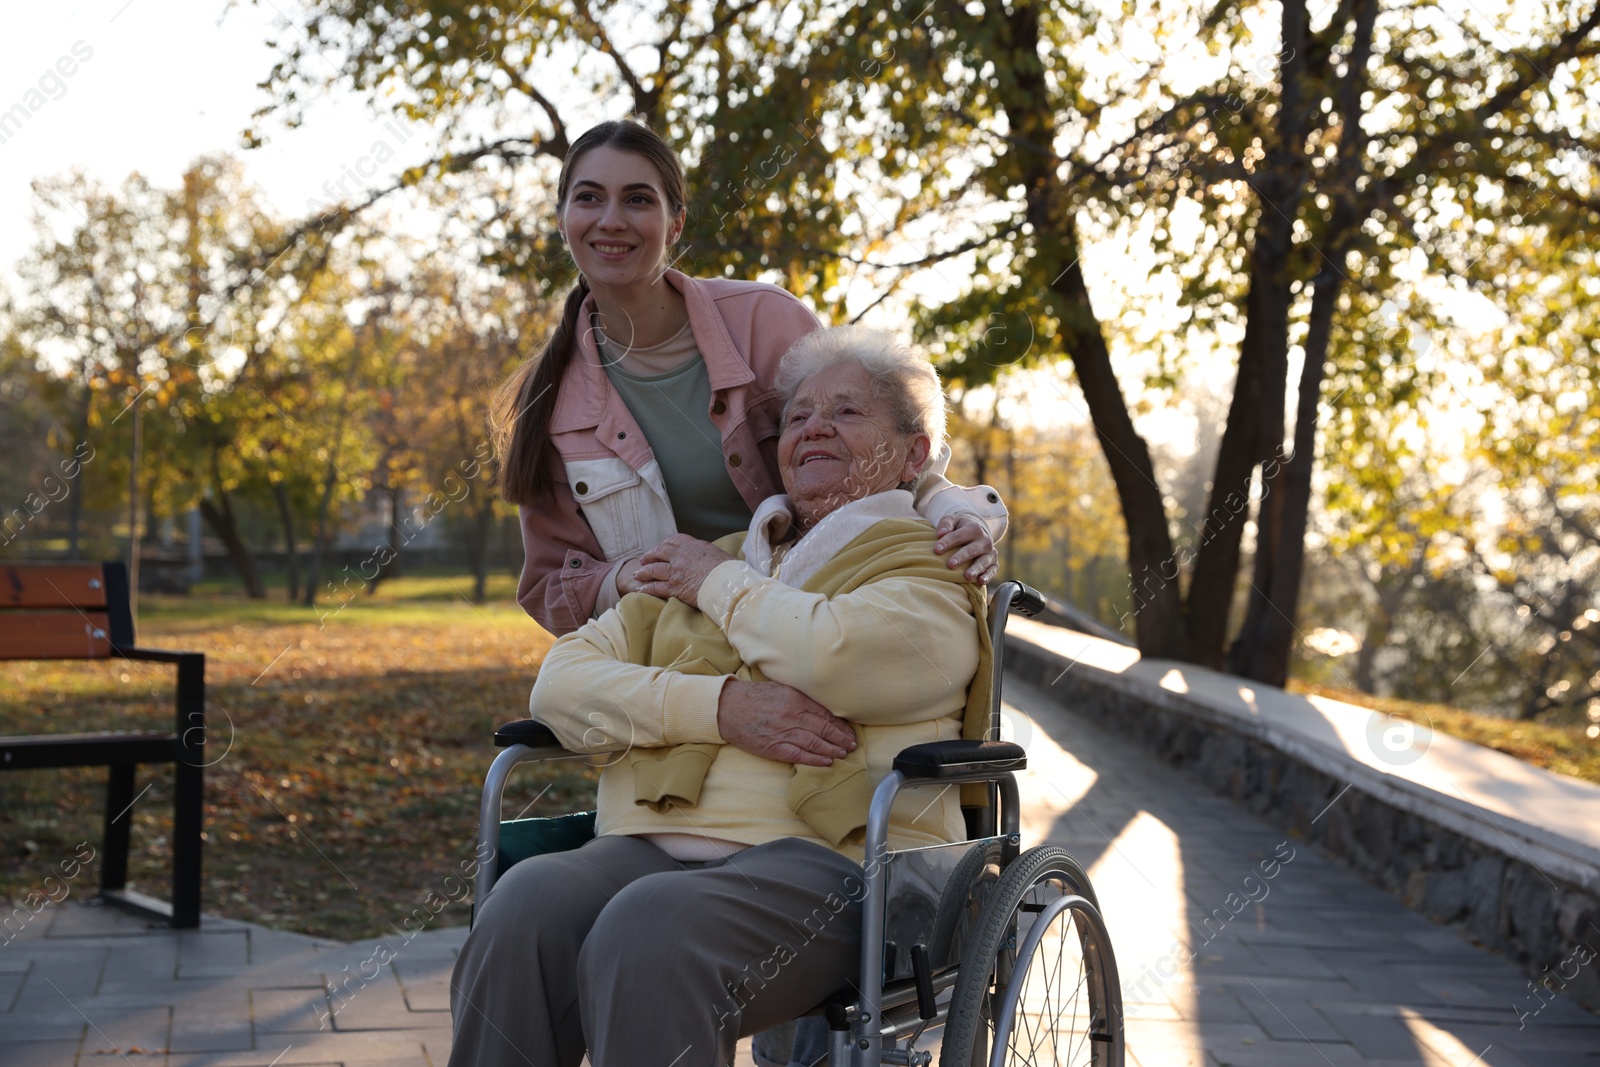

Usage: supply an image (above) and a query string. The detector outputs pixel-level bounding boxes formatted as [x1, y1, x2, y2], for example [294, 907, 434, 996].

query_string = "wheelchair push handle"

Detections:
[1008, 582, 1046, 618]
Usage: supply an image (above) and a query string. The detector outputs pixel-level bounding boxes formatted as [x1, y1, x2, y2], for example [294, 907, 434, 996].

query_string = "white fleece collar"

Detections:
[740, 490, 921, 589]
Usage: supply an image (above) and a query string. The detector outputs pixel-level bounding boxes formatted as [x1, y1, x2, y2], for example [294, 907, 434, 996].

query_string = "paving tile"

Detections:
[393, 958, 452, 1013]
[77, 1004, 172, 1057]
[169, 1014, 258, 1055]
[1124, 1019, 1209, 1067]
[1230, 983, 1346, 1042]
[0, 1039, 84, 1066]
[252, 987, 335, 1034]
[324, 970, 436, 1032]
[10, 956, 108, 1011]
[1235, 943, 1343, 980]
[1182, 985, 1258, 1025]
[45, 900, 162, 939]
[95, 952, 182, 995]
[1202, 1039, 1368, 1066]
[164, 1040, 351, 1067]
[0, 1011, 90, 1043]
[1320, 1006, 1432, 1060]
[176, 929, 254, 978]
[247, 1028, 442, 1065]
[0, 967, 26, 1010]
[247, 930, 335, 967]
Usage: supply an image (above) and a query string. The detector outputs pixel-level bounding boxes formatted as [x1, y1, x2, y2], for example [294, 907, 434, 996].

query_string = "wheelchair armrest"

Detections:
[893, 739, 1026, 779]
[494, 718, 564, 750]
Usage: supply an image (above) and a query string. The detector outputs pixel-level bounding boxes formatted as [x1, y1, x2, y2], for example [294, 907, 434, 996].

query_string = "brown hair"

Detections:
[492, 120, 687, 504]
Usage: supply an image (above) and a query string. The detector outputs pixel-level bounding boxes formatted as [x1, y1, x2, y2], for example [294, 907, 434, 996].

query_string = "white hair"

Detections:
[775, 326, 948, 467]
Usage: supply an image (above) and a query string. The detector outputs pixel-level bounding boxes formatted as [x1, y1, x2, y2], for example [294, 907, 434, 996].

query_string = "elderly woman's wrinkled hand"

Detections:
[936, 515, 999, 584]
[717, 678, 857, 766]
[636, 534, 736, 609]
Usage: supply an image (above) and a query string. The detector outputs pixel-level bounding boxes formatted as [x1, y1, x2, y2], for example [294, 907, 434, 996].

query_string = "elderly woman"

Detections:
[448, 327, 991, 1067]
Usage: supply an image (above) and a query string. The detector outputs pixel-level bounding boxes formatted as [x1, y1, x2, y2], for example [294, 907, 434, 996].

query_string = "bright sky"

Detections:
[0, 0, 436, 278]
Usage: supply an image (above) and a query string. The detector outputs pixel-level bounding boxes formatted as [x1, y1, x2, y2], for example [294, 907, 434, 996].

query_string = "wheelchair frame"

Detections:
[474, 581, 1124, 1066]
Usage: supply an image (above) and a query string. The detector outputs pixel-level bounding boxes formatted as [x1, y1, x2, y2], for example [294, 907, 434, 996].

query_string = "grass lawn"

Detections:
[1289, 681, 1600, 786]
[0, 571, 591, 940]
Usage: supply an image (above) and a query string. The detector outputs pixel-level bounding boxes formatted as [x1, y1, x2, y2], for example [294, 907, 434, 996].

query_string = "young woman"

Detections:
[492, 119, 1008, 638]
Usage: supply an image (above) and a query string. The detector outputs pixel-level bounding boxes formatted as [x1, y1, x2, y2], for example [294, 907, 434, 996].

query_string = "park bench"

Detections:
[0, 561, 204, 928]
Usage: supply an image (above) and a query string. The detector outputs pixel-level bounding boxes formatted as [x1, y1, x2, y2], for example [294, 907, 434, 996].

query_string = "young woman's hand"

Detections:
[936, 514, 999, 584]
[612, 554, 650, 595]
[635, 534, 736, 608]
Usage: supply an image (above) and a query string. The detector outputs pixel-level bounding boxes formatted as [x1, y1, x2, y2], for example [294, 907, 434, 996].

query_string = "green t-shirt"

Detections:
[602, 352, 755, 542]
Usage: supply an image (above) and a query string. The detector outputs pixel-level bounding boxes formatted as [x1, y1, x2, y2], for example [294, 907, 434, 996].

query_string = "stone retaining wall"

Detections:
[1004, 636, 1600, 1014]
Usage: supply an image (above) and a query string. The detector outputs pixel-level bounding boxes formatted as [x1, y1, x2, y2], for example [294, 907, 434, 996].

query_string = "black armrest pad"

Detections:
[893, 739, 1026, 779]
[494, 719, 564, 749]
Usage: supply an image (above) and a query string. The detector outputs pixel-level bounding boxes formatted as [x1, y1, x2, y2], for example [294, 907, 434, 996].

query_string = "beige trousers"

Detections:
[448, 834, 864, 1067]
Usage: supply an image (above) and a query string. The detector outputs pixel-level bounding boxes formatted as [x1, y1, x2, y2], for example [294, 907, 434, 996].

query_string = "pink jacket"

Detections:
[516, 270, 1006, 636]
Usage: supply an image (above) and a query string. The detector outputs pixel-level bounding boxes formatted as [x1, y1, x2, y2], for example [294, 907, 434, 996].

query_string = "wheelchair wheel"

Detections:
[928, 838, 1005, 968]
[939, 845, 1123, 1066]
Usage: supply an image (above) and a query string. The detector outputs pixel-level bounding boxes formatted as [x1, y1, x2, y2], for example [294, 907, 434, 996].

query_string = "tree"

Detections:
[251, 0, 1600, 684]
[1467, 229, 1600, 722]
[9, 171, 178, 561]
[9, 157, 388, 598]
[945, 381, 1129, 620]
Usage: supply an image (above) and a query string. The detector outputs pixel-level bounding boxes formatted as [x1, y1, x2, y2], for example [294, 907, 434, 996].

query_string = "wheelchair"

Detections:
[475, 581, 1125, 1066]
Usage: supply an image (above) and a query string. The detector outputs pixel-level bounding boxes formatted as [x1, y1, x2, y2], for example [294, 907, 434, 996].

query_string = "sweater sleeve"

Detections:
[696, 561, 979, 724]
[530, 612, 728, 753]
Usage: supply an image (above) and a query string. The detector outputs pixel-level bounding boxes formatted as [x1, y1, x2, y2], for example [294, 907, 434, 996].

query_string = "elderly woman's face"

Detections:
[778, 362, 930, 527]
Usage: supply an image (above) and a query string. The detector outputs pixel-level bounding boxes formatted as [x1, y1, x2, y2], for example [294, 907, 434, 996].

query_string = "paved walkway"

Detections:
[3, 673, 1598, 1065]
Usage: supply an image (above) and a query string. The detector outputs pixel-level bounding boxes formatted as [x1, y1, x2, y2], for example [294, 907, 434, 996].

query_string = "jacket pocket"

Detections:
[566, 458, 645, 561]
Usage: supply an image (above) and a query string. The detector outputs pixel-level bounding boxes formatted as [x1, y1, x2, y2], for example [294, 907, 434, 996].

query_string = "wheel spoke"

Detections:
[942, 848, 1122, 1067]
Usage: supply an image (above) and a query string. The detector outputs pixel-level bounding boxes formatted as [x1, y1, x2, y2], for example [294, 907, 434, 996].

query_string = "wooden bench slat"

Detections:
[0, 563, 108, 609]
[0, 611, 112, 659]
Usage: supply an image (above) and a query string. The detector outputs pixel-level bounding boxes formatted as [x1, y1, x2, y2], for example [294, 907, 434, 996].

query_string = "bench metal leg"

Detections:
[171, 760, 202, 928]
[101, 763, 135, 893]
[171, 652, 204, 928]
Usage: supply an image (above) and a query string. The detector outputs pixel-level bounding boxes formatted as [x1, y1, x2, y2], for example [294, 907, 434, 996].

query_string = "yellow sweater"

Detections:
[530, 491, 988, 859]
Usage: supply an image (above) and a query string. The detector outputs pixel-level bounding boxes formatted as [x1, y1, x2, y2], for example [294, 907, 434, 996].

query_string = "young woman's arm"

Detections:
[515, 489, 617, 637]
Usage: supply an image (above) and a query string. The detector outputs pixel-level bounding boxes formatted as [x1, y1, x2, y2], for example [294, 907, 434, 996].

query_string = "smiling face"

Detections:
[778, 361, 932, 530]
[560, 145, 684, 293]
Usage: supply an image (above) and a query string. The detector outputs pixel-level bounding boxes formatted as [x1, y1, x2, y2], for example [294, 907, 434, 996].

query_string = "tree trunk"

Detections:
[366, 485, 404, 595]
[66, 387, 92, 560]
[198, 493, 265, 598]
[1048, 253, 1186, 654]
[271, 482, 300, 602]
[301, 460, 341, 608]
[469, 500, 494, 605]
[1230, 271, 1341, 683]
[1228, 0, 1375, 683]
[1200, 0, 1311, 675]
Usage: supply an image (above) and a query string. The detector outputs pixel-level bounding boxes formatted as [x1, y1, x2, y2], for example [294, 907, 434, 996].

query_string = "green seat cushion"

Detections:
[496, 811, 597, 877]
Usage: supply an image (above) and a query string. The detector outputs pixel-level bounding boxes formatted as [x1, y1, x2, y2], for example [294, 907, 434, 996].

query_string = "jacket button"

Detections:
[729, 453, 742, 468]
[569, 559, 581, 568]
[617, 431, 627, 440]
[575, 481, 589, 495]
[712, 399, 726, 416]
